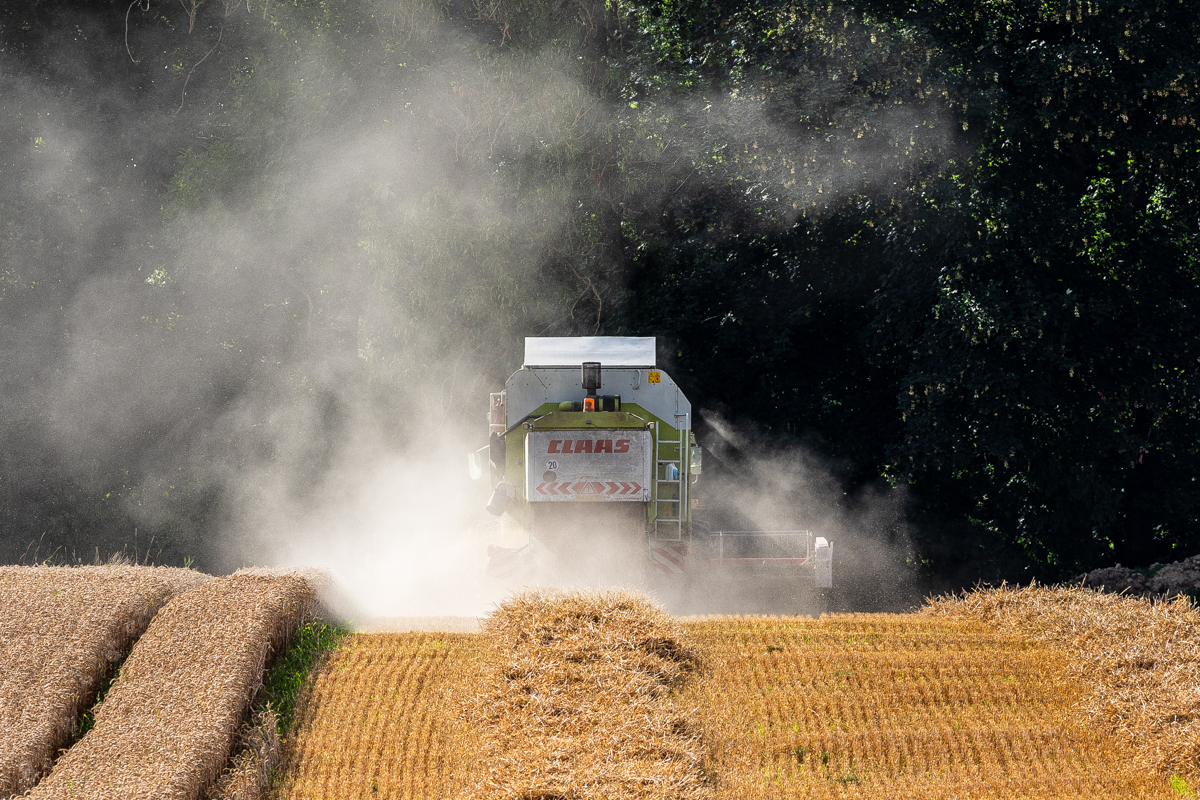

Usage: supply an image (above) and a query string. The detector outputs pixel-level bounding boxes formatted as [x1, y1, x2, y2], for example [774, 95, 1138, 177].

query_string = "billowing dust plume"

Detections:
[1, 1, 955, 617]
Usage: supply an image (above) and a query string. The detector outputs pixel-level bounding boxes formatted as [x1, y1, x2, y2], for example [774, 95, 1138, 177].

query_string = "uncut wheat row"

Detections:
[29, 568, 322, 800]
[0, 565, 208, 798]
[926, 583, 1200, 789]
[680, 614, 1172, 799]
[274, 632, 480, 800]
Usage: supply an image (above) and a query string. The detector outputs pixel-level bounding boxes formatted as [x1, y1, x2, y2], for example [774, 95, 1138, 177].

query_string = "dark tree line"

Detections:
[0, 0, 1195, 585]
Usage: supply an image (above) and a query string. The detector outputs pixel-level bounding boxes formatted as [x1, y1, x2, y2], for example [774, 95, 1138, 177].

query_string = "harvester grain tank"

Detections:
[472, 336, 832, 593]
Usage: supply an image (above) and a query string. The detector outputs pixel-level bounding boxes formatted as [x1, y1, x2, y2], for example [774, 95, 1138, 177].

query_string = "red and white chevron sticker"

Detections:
[535, 481, 643, 497]
[651, 544, 689, 574]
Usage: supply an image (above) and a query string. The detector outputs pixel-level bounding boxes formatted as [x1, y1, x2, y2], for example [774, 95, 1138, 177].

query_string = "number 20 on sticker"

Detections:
[648, 371, 661, 384]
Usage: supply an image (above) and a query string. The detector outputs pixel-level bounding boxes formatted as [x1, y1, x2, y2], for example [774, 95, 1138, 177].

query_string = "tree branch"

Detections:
[175, 24, 224, 116]
[125, 0, 150, 64]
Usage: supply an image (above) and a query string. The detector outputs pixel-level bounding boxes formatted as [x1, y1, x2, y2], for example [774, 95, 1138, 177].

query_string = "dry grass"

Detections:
[681, 613, 1173, 798]
[460, 589, 710, 800]
[272, 632, 481, 800]
[29, 568, 322, 800]
[0, 564, 208, 797]
[926, 583, 1200, 789]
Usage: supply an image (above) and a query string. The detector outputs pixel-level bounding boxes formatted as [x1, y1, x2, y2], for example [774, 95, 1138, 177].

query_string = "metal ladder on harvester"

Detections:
[652, 413, 690, 542]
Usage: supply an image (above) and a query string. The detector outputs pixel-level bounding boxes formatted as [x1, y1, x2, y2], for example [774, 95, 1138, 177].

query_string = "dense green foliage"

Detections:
[623, 0, 1200, 584]
[0, 0, 1196, 588]
[258, 619, 352, 736]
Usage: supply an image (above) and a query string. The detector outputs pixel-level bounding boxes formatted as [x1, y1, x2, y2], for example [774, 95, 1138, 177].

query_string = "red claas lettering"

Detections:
[545, 438, 635, 454]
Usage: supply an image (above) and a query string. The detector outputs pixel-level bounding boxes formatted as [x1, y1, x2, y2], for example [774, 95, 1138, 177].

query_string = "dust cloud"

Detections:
[682, 414, 922, 615]
[1, 1, 950, 617]
[643, 93, 965, 227]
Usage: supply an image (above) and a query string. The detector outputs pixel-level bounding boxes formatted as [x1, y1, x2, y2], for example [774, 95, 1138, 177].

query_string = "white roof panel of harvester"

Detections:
[523, 336, 656, 368]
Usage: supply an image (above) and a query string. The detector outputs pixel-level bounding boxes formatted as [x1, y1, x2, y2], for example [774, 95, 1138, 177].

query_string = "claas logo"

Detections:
[547, 439, 631, 454]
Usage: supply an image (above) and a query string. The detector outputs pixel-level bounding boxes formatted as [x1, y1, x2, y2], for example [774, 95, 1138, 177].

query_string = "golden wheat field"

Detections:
[273, 589, 1190, 800]
[2, 573, 1196, 800]
[681, 614, 1173, 799]
[30, 568, 321, 800]
[272, 632, 481, 800]
[0, 565, 208, 797]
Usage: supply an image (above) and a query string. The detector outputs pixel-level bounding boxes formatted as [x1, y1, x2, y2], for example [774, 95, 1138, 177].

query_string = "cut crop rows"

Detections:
[276, 591, 707, 800]
[680, 614, 1172, 798]
[6, 577, 1187, 799]
[927, 584, 1200, 791]
[274, 594, 1175, 799]
[274, 633, 481, 800]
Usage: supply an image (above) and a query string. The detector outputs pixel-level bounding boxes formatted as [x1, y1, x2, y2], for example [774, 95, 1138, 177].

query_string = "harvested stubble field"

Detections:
[29, 568, 322, 800]
[277, 591, 705, 800]
[0, 565, 208, 797]
[927, 584, 1200, 793]
[682, 614, 1172, 798]
[273, 632, 481, 799]
[275, 587, 1193, 800]
[4, 575, 1195, 800]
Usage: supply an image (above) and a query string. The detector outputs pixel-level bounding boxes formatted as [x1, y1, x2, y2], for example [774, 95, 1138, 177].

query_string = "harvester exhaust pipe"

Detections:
[582, 361, 601, 394]
[582, 361, 601, 412]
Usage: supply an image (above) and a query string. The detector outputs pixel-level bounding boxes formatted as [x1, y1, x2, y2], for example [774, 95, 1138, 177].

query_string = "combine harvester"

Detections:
[470, 336, 832, 611]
